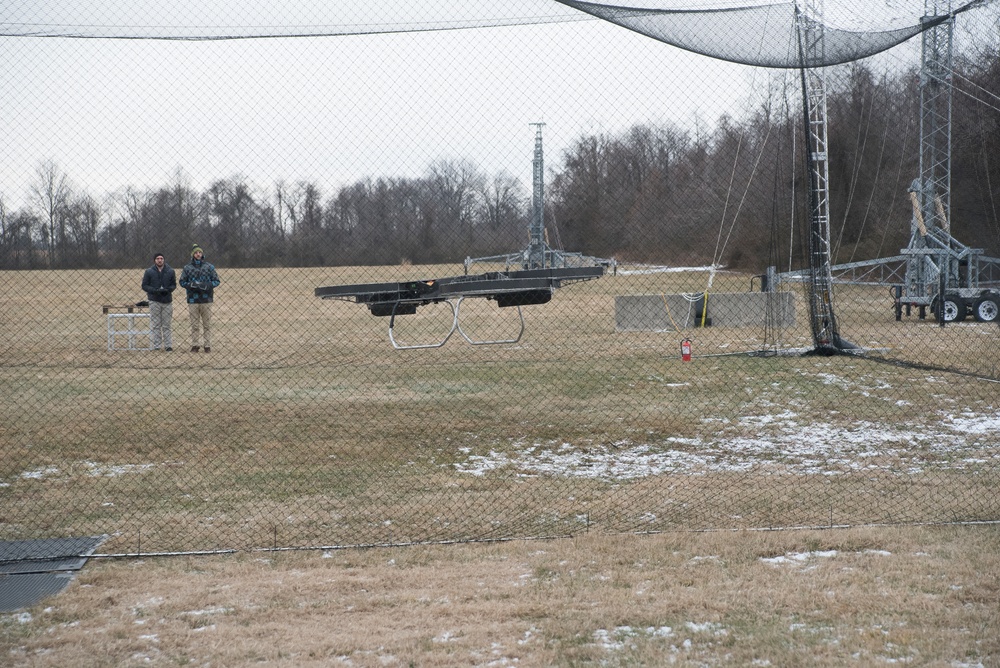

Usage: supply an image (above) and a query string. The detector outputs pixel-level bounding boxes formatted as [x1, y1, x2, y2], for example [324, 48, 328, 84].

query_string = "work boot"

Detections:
[204, 347, 211, 353]
[165, 347, 173, 351]
[191, 346, 199, 352]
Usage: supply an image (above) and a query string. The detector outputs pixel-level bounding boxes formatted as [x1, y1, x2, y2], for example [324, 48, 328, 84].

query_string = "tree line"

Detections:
[1, 57, 997, 272]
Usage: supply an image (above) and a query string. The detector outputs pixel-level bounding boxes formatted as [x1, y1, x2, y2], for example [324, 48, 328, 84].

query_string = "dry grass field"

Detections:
[1, 265, 998, 664]
[2, 267, 997, 548]
[2, 525, 999, 666]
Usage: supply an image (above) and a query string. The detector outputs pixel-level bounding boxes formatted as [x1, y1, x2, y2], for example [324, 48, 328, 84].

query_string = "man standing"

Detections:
[179, 244, 221, 353]
[141, 252, 177, 351]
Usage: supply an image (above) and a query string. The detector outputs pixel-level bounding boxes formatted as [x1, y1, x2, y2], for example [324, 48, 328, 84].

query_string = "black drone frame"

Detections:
[315, 266, 604, 349]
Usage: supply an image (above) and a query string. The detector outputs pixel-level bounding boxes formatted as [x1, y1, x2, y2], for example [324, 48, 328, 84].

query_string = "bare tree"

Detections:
[0, 206, 40, 269]
[424, 159, 485, 261]
[30, 160, 71, 267]
[62, 193, 102, 266]
[477, 171, 526, 255]
[207, 176, 257, 266]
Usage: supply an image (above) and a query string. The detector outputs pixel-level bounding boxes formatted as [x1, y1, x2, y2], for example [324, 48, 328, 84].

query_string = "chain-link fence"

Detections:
[1, 1, 998, 559]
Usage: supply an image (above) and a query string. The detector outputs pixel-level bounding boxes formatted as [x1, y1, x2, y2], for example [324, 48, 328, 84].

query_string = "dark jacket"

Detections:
[179, 257, 221, 304]
[142, 264, 177, 304]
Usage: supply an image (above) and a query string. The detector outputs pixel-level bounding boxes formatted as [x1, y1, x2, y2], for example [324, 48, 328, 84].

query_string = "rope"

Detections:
[660, 294, 681, 332]
[0, 14, 591, 41]
[678, 290, 712, 329]
[714, 96, 774, 270]
[789, 77, 797, 274]
[840, 71, 893, 265]
[832, 66, 876, 264]
[952, 70, 1000, 110]
[712, 131, 744, 268]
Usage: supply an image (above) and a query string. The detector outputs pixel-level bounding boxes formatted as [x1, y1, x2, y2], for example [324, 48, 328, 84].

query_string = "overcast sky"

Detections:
[0, 0, 985, 210]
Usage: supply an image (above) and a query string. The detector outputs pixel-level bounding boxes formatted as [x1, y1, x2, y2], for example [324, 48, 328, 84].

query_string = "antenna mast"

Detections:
[527, 122, 548, 269]
[465, 124, 616, 273]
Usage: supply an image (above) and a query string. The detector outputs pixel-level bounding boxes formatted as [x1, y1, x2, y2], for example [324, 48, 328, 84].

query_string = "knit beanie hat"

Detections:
[153, 252, 164, 260]
[191, 244, 204, 257]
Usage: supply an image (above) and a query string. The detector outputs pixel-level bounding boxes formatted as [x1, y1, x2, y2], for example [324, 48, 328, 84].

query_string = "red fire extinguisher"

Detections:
[681, 338, 692, 362]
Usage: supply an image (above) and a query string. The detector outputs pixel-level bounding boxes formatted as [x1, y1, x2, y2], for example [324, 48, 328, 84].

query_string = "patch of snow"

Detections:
[593, 628, 626, 651]
[594, 626, 675, 651]
[517, 627, 537, 645]
[433, 630, 459, 643]
[83, 461, 154, 477]
[20, 467, 59, 480]
[760, 550, 838, 566]
[180, 607, 231, 616]
[451, 408, 998, 481]
[762, 549, 895, 567]
[617, 264, 719, 276]
[944, 413, 1000, 435]
[685, 621, 727, 636]
[17, 461, 154, 482]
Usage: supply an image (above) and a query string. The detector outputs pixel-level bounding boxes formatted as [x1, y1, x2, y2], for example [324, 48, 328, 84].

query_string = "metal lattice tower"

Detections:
[903, 0, 959, 304]
[774, 0, 999, 320]
[465, 124, 616, 273]
[527, 122, 548, 269]
[798, 0, 843, 349]
[919, 0, 954, 230]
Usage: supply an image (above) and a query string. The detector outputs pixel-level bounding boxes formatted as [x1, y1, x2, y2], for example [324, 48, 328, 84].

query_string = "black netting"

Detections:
[1, 0, 998, 560]
[553, 0, 977, 67]
[0, 1, 588, 40]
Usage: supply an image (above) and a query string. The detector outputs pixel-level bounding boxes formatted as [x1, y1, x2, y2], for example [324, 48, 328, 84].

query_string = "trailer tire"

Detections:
[973, 295, 999, 323]
[934, 295, 965, 323]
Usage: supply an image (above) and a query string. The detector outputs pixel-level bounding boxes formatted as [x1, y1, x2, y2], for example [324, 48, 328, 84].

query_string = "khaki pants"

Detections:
[149, 301, 173, 349]
[188, 303, 212, 348]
